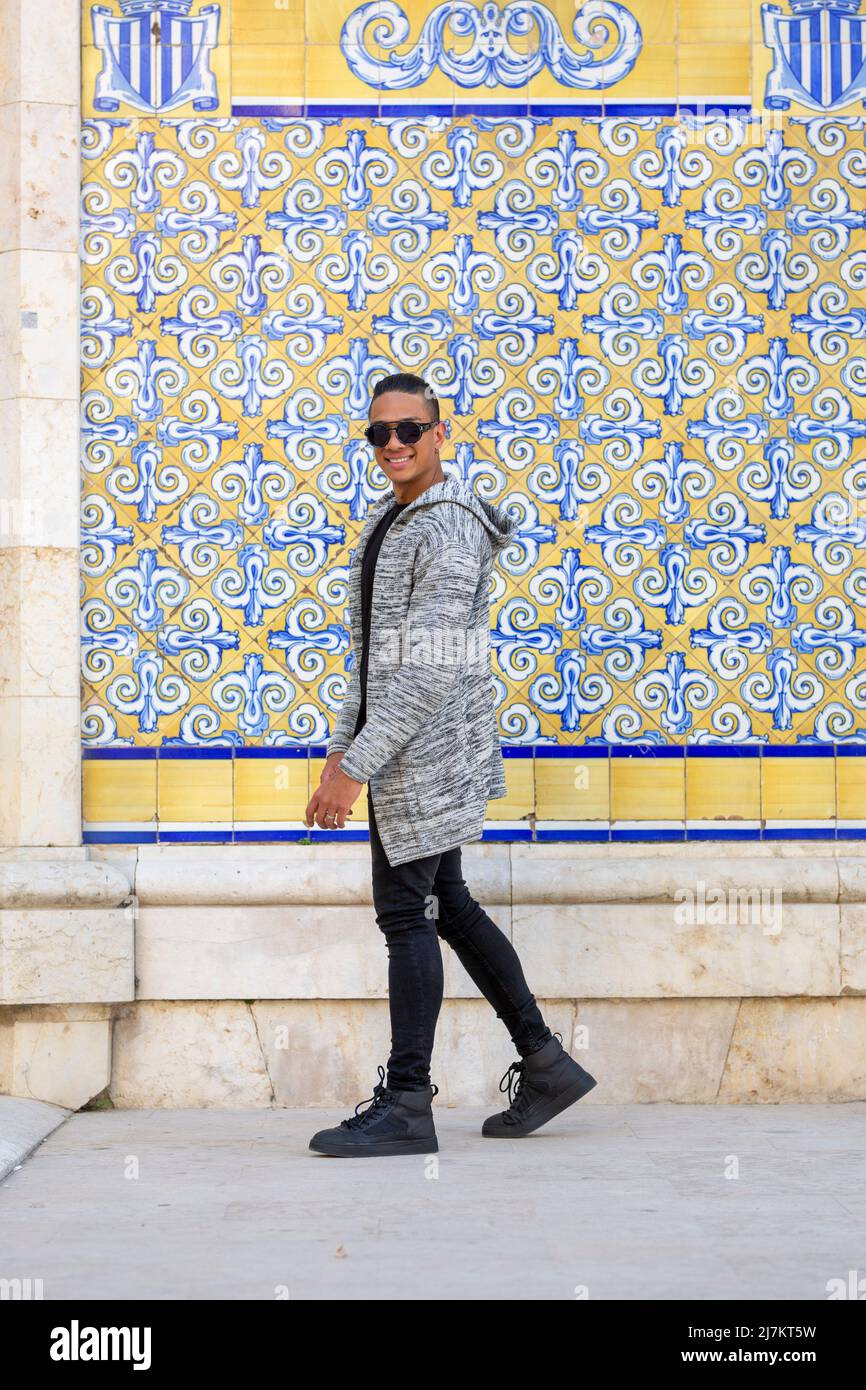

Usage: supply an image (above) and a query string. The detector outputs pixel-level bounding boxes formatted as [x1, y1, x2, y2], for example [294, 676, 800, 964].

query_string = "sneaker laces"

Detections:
[340, 1065, 395, 1131]
[499, 1059, 526, 1108]
[338, 1068, 439, 1130]
[497, 1032, 565, 1120]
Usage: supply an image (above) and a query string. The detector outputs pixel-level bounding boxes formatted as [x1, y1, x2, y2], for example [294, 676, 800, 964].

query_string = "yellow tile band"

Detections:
[611, 757, 686, 822]
[535, 756, 610, 822]
[838, 758, 866, 822]
[83, 760, 157, 824]
[761, 758, 836, 822]
[79, 755, 865, 832]
[157, 759, 233, 824]
[686, 758, 761, 822]
[234, 758, 308, 822]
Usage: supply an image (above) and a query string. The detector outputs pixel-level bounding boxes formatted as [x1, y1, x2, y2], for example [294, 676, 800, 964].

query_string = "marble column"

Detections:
[0, 0, 134, 1107]
[0, 0, 81, 847]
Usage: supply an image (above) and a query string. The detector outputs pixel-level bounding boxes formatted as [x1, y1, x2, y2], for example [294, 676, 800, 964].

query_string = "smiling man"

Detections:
[304, 372, 597, 1156]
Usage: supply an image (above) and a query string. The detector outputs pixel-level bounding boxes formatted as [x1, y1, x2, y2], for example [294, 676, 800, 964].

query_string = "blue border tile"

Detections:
[481, 825, 533, 841]
[762, 828, 836, 840]
[687, 745, 764, 759]
[609, 745, 685, 759]
[763, 745, 834, 758]
[234, 101, 722, 120]
[81, 742, 848, 761]
[79, 823, 843, 845]
[158, 747, 233, 760]
[536, 827, 609, 843]
[83, 830, 158, 844]
[233, 829, 315, 843]
[235, 747, 308, 759]
[686, 828, 763, 841]
[611, 827, 687, 842]
[606, 101, 680, 116]
[534, 745, 609, 759]
[157, 829, 235, 842]
[82, 747, 157, 760]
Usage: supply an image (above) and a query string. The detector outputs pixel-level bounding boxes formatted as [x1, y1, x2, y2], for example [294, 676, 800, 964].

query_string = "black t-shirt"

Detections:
[352, 501, 409, 738]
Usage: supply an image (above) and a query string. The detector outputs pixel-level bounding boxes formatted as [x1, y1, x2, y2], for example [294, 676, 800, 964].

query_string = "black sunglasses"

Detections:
[363, 420, 437, 449]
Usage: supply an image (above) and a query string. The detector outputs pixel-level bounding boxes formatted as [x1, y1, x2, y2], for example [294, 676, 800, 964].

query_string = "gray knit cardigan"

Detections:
[326, 476, 516, 866]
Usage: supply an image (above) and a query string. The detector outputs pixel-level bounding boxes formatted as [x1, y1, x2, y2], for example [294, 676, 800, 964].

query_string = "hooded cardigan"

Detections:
[325, 475, 517, 867]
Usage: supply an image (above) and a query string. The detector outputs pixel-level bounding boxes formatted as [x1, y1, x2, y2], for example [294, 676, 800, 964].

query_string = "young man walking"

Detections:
[304, 373, 597, 1156]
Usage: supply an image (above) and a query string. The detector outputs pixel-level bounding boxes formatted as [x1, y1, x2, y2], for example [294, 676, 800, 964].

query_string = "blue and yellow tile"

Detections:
[535, 747, 610, 821]
[158, 747, 234, 823]
[611, 747, 686, 823]
[83, 753, 158, 824]
[76, 2, 866, 841]
[686, 747, 762, 823]
[761, 747, 836, 823]
[234, 747, 308, 820]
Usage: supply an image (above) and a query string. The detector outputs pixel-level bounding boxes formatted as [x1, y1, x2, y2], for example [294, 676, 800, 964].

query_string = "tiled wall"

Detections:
[80, 1, 866, 841]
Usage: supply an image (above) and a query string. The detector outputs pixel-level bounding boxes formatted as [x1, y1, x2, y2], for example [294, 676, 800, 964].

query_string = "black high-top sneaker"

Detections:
[482, 1032, 597, 1138]
[309, 1066, 439, 1157]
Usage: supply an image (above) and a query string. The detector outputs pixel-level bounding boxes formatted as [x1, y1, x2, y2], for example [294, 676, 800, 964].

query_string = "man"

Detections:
[304, 373, 597, 1156]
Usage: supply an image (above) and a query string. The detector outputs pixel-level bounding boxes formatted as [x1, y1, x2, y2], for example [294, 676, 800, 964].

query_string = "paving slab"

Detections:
[0, 1097, 71, 1182]
[1, 1103, 864, 1300]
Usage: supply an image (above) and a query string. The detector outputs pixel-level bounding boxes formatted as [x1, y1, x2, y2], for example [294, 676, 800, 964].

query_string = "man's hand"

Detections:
[305, 765, 365, 829]
[320, 751, 345, 783]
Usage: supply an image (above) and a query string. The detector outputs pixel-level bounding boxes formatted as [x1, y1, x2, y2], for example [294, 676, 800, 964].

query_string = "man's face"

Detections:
[368, 390, 445, 485]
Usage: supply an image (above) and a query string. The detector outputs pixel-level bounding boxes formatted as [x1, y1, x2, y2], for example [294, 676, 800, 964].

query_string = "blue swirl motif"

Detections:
[158, 599, 240, 681]
[634, 652, 716, 736]
[529, 649, 612, 733]
[80, 114, 866, 750]
[107, 653, 189, 736]
[341, 1, 642, 90]
[690, 598, 772, 679]
[584, 496, 666, 576]
[741, 648, 822, 734]
[581, 598, 662, 680]
[212, 653, 295, 738]
[490, 597, 562, 681]
[82, 598, 138, 684]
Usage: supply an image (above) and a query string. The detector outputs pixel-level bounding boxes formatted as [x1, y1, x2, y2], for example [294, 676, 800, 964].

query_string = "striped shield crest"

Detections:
[92, 1, 220, 114]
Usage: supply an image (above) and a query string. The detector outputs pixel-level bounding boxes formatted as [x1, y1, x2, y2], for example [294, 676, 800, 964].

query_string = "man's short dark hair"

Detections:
[369, 373, 439, 424]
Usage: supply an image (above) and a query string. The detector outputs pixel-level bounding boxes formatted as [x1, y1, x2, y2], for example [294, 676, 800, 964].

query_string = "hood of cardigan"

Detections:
[377, 476, 517, 554]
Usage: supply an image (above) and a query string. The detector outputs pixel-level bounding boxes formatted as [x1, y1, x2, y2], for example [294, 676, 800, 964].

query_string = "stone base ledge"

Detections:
[129, 899, 864, 1000]
[0, 858, 131, 909]
[0, 855, 134, 1004]
[99, 997, 866, 1107]
[80, 844, 866, 1002]
[3, 997, 864, 1108]
[0, 1005, 114, 1111]
[2, 845, 861, 1107]
[87, 842, 866, 907]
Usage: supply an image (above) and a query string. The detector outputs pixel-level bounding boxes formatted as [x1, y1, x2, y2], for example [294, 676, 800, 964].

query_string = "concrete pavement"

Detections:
[1, 1100, 864, 1300]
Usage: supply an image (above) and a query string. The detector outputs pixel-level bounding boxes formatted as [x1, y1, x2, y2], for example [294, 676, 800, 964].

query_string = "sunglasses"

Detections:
[363, 420, 437, 449]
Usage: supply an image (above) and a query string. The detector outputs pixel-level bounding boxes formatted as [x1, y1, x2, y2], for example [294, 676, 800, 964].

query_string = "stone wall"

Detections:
[3, 842, 864, 1107]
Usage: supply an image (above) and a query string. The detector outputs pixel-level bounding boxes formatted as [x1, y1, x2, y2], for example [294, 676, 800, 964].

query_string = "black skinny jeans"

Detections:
[367, 787, 552, 1091]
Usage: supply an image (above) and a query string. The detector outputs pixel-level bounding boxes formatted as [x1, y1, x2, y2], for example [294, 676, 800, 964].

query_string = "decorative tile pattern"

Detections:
[78, 1, 866, 839]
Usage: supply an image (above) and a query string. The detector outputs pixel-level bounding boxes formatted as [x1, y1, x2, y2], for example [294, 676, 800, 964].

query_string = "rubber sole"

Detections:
[482, 1069, 598, 1138]
[309, 1135, 439, 1157]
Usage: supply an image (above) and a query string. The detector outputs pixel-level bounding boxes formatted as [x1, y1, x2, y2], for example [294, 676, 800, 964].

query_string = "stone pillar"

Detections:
[0, 0, 81, 847]
[0, 0, 134, 1107]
